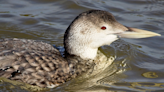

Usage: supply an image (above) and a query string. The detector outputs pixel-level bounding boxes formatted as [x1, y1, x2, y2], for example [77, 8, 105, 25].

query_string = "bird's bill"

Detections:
[118, 27, 161, 38]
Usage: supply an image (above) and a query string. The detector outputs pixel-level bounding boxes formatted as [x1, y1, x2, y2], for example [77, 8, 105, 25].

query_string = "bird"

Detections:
[0, 10, 161, 88]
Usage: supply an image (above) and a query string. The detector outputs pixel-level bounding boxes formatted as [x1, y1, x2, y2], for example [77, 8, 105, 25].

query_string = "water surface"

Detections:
[0, 0, 164, 91]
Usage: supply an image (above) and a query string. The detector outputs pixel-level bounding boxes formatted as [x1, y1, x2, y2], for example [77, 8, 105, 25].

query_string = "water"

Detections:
[0, 0, 164, 91]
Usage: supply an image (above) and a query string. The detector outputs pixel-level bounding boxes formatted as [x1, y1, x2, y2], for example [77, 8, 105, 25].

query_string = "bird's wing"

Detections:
[0, 38, 70, 88]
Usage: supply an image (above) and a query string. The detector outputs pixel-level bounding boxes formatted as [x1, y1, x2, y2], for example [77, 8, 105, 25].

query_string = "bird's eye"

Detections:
[101, 26, 106, 30]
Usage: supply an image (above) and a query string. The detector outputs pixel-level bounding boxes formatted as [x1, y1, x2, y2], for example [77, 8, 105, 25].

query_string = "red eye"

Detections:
[101, 26, 106, 30]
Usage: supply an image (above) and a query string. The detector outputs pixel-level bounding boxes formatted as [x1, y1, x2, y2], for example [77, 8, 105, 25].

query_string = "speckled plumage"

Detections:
[0, 38, 112, 88]
[0, 38, 70, 87]
[0, 38, 102, 88]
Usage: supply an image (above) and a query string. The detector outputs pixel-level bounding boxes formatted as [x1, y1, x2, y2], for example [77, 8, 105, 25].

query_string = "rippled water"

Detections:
[0, 0, 164, 91]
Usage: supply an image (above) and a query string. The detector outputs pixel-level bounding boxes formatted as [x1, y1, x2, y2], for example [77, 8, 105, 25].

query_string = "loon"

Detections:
[0, 10, 161, 88]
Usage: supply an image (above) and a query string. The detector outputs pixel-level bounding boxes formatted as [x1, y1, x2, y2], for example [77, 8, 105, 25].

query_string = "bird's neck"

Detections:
[64, 53, 95, 79]
[64, 44, 98, 60]
[75, 47, 98, 60]
[64, 50, 114, 80]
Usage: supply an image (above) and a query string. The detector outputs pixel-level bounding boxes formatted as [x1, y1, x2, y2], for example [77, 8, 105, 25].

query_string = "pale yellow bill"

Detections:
[118, 27, 161, 38]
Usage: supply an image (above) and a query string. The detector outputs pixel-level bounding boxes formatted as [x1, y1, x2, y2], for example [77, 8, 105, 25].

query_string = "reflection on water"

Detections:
[0, 0, 164, 91]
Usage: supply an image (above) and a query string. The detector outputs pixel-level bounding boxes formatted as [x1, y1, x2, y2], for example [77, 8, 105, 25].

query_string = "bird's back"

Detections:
[0, 38, 70, 88]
